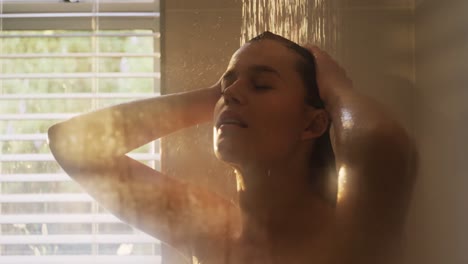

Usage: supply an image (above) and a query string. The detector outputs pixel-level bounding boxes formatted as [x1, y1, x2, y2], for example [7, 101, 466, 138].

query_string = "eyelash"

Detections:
[220, 81, 271, 94]
[254, 85, 271, 90]
[220, 85, 227, 95]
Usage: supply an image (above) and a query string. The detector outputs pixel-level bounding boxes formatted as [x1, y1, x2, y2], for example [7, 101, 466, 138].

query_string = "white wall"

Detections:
[406, 0, 468, 263]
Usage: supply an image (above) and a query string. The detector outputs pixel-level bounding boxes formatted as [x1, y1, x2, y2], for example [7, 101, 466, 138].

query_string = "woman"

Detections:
[48, 31, 417, 264]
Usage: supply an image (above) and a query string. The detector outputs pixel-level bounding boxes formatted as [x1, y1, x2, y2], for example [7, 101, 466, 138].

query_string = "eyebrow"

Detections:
[222, 64, 281, 82]
[248, 65, 281, 77]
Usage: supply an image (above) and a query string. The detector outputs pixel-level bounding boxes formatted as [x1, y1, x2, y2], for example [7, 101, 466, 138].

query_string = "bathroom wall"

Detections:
[339, 1, 417, 263]
[407, 0, 468, 263]
[162, 0, 242, 262]
[162, 0, 241, 198]
[347, 1, 468, 263]
[339, 0, 415, 135]
[162, 0, 467, 263]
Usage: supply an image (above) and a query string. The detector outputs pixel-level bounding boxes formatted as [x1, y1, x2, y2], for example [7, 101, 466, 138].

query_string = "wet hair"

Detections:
[248, 31, 337, 206]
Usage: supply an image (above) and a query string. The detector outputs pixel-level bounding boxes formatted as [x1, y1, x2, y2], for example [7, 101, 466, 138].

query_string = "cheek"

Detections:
[258, 93, 304, 129]
[251, 100, 304, 150]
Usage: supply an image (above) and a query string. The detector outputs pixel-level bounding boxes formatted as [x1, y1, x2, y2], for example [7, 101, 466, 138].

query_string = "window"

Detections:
[0, 1, 162, 263]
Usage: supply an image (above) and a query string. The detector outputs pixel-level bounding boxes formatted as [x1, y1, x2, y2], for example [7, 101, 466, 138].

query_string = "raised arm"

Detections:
[48, 83, 240, 255]
[308, 46, 418, 264]
[48, 85, 219, 165]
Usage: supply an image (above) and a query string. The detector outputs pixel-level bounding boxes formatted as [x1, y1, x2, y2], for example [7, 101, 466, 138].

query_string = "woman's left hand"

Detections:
[305, 45, 353, 104]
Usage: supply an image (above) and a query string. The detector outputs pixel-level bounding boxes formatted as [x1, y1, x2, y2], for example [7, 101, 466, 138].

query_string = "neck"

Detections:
[234, 148, 330, 244]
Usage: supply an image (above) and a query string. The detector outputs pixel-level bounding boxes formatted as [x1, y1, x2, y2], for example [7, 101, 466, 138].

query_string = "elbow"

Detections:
[374, 122, 417, 161]
[48, 122, 74, 169]
[48, 121, 89, 172]
[48, 121, 120, 175]
[48, 123, 94, 178]
[369, 123, 419, 184]
[347, 121, 419, 178]
[345, 121, 417, 161]
[48, 123, 94, 182]
[48, 122, 61, 148]
[48, 123, 63, 159]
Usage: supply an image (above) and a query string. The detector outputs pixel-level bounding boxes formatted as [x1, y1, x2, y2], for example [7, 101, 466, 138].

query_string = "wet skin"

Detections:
[209, 40, 336, 263]
[48, 39, 417, 264]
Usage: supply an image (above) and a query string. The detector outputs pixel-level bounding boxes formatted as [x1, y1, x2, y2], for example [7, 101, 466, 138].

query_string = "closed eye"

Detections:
[254, 85, 271, 90]
[220, 82, 229, 94]
[221, 70, 237, 93]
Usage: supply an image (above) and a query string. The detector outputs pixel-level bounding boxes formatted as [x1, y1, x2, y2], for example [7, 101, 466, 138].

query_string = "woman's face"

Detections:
[213, 39, 313, 169]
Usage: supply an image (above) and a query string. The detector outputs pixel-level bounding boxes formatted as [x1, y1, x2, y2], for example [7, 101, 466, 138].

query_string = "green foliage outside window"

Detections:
[0, 29, 159, 256]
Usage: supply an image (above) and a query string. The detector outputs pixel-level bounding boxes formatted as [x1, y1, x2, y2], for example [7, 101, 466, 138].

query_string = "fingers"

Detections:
[302, 45, 354, 97]
[304, 45, 333, 71]
[305, 45, 343, 75]
[304, 45, 329, 60]
[306, 45, 322, 55]
[305, 45, 346, 74]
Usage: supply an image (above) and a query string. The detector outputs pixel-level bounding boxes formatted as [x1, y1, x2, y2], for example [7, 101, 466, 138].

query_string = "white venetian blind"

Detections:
[0, 0, 162, 263]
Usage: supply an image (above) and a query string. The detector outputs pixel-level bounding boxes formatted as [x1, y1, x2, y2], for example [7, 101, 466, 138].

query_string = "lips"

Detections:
[216, 110, 248, 128]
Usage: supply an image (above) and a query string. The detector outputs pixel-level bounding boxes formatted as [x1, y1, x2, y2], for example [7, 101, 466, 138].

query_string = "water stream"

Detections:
[240, 0, 342, 55]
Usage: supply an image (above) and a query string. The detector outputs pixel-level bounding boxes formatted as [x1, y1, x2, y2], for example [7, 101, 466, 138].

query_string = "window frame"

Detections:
[0, 1, 163, 262]
[1, 1, 159, 31]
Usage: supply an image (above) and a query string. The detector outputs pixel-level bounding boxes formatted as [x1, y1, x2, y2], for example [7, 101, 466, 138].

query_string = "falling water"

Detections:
[240, 0, 341, 56]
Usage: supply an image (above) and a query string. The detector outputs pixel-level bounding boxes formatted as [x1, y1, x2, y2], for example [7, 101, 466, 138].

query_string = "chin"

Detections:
[214, 143, 246, 168]
[214, 144, 238, 162]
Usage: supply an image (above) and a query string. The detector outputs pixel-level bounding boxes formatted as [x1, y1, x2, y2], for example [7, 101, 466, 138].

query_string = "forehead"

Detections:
[228, 40, 300, 75]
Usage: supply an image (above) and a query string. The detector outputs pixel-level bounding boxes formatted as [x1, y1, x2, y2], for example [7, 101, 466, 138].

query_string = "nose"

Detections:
[222, 80, 246, 105]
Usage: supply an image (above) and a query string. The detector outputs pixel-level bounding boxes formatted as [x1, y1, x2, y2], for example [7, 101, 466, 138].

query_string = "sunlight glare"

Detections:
[341, 109, 354, 129]
[337, 165, 347, 202]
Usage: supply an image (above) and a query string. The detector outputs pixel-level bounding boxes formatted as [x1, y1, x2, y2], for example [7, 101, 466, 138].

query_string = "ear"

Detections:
[301, 108, 330, 140]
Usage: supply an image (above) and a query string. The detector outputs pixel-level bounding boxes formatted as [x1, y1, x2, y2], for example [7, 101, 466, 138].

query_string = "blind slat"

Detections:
[0, 153, 161, 162]
[0, 213, 122, 224]
[0, 72, 161, 80]
[0, 93, 158, 100]
[0, 113, 78, 120]
[0, 234, 160, 244]
[0, 53, 161, 58]
[0, 256, 161, 264]
[0, 194, 93, 203]
[1, 12, 160, 18]
[0, 32, 161, 38]
[0, 134, 47, 141]
[0, 173, 70, 182]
